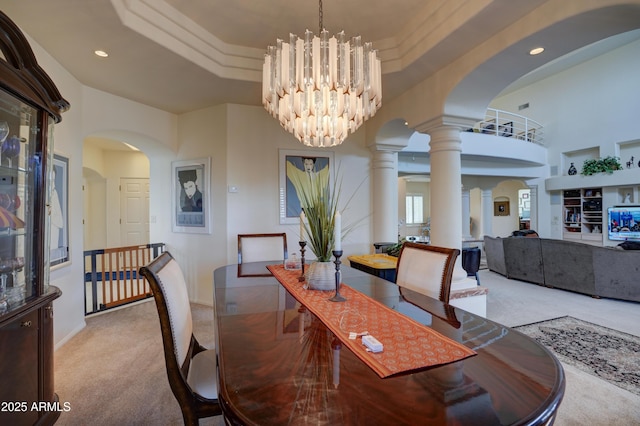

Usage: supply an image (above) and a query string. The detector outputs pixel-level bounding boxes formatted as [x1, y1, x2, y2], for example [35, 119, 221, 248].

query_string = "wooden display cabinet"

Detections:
[0, 11, 69, 426]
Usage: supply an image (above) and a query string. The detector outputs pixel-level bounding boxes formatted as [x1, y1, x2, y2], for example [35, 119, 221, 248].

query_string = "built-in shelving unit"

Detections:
[563, 190, 581, 233]
[563, 187, 603, 246]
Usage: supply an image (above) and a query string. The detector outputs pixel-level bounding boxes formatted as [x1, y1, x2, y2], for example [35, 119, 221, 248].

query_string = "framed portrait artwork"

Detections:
[278, 149, 335, 225]
[50, 153, 69, 267]
[494, 201, 510, 216]
[172, 157, 211, 234]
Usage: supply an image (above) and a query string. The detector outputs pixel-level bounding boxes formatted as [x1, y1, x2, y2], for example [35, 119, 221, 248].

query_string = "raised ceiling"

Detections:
[2, 0, 639, 117]
[1, 0, 547, 114]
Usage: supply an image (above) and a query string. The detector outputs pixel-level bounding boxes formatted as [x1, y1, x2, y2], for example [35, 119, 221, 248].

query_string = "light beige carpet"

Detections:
[54, 301, 222, 426]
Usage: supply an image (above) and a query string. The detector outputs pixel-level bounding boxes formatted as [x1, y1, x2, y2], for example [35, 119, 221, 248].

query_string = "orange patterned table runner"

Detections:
[267, 264, 476, 378]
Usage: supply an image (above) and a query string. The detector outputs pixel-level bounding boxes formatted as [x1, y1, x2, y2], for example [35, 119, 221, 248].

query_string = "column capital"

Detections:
[367, 139, 408, 154]
[414, 115, 476, 134]
[370, 149, 397, 170]
[427, 125, 463, 154]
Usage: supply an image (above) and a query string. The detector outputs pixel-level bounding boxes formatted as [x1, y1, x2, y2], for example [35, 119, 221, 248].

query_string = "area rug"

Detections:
[514, 316, 640, 397]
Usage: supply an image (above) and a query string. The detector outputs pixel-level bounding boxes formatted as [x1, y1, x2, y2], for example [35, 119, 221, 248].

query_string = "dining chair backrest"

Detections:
[395, 242, 460, 303]
[139, 251, 221, 425]
[237, 233, 288, 264]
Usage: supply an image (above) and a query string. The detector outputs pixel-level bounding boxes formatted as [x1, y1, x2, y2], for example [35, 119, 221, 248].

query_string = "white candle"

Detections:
[334, 210, 341, 251]
[300, 211, 306, 241]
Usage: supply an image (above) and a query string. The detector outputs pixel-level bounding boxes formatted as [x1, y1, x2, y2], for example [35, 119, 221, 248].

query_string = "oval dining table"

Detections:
[213, 262, 565, 425]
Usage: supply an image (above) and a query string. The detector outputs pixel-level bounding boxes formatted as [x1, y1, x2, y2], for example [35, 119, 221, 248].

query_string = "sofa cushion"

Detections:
[483, 236, 506, 276]
[503, 237, 544, 284]
[593, 246, 640, 302]
[540, 239, 595, 294]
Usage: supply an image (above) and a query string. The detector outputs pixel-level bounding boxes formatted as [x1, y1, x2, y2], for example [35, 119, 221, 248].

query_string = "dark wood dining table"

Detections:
[213, 262, 565, 425]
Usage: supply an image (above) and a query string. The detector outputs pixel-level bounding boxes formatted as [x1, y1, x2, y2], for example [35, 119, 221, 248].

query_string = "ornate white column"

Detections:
[370, 149, 400, 246]
[461, 188, 472, 240]
[481, 189, 493, 237]
[427, 125, 475, 288]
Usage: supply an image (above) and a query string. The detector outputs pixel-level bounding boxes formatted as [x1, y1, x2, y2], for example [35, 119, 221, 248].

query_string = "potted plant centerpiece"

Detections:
[289, 167, 343, 290]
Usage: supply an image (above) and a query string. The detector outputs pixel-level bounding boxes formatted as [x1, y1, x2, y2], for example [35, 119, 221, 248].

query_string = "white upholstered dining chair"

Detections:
[237, 233, 288, 264]
[395, 242, 460, 303]
[139, 252, 221, 425]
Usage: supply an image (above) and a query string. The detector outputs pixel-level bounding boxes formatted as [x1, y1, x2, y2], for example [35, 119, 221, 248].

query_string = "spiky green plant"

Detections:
[288, 169, 341, 261]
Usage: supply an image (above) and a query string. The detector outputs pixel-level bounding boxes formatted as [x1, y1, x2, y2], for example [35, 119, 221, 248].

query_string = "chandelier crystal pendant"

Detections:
[262, 1, 382, 148]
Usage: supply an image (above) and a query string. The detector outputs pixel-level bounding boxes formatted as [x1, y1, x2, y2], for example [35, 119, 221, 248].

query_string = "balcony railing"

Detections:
[472, 108, 544, 146]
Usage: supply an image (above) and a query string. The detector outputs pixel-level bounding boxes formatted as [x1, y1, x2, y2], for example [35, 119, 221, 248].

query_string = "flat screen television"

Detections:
[608, 206, 640, 241]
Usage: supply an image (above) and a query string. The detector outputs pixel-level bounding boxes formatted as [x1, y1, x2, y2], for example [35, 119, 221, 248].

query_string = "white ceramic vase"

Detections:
[305, 261, 335, 291]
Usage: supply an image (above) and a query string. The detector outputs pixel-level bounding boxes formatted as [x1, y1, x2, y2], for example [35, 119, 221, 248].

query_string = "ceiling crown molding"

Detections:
[110, 0, 264, 82]
[110, 0, 482, 84]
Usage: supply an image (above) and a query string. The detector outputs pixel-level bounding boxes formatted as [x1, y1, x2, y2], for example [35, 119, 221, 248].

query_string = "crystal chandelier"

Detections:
[262, 0, 382, 147]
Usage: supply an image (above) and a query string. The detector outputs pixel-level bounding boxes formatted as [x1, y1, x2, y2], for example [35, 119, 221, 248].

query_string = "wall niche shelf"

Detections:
[618, 140, 640, 170]
[545, 167, 640, 191]
[561, 147, 599, 176]
[618, 187, 635, 204]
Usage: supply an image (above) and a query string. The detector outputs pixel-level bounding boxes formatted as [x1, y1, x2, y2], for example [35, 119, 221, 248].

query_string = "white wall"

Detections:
[83, 175, 106, 251]
[82, 149, 150, 249]
[470, 188, 481, 239]
[225, 104, 373, 263]
[24, 33, 180, 347]
[493, 38, 640, 166]
[151, 104, 228, 305]
[145, 103, 375, 306]
[491, 39, 640, 241]
[491, 180, 526, 237]
[24, 33, 89, 347]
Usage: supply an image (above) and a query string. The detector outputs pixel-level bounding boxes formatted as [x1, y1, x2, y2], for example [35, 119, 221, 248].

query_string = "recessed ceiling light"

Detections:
[94, 50, 109, 58]
[529, 47, 545, 56]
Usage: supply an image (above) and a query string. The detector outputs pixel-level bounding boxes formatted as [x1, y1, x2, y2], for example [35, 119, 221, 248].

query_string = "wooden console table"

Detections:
[348, 253, 398, 282]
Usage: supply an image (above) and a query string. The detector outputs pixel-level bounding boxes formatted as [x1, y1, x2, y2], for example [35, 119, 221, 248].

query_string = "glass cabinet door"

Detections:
[0, 87, 42, 314]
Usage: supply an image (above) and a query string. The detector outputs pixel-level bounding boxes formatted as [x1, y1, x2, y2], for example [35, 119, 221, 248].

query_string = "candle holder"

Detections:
[298, 241, 307, 282]
[329, 250, 346, 302]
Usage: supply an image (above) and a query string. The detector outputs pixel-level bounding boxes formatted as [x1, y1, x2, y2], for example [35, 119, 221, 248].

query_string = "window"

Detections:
[518, 189, 530, 219]
[406, 194, 424, 224]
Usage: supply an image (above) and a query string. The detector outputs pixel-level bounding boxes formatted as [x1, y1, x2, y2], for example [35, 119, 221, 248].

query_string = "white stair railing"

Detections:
[473, 108, 544, 146]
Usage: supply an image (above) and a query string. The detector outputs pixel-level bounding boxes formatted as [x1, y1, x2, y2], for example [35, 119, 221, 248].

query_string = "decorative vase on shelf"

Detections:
[305, 261, 335, 291]
[0, 121, 9, 143]
[567, 162, 577, 175]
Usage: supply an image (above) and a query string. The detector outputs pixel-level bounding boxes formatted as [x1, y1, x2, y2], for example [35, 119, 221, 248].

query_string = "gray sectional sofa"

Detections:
[483, 236, 640, 303]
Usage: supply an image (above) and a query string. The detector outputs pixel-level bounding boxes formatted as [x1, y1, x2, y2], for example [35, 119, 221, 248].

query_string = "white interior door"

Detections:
[120, 178, 149, 246]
